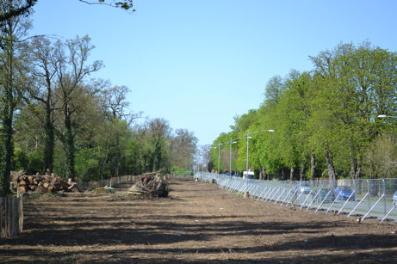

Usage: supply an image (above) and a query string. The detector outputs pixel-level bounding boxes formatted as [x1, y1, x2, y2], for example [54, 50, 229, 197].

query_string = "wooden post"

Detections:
[0, 198, 4, 238]
[6, 197, 11, 238]
[18, 195, 23, 233]
[0, 196, 22, 238]
[12, 197, 17, 237]
[4, 197, 8, 238]
[10, 197, 13, 237]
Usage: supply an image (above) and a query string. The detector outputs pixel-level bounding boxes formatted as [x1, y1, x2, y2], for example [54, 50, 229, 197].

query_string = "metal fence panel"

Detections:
[195, 172, 397, 223]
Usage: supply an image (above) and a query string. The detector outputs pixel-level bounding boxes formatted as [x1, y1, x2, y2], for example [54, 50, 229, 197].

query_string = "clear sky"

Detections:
[30, 0, 397, 145]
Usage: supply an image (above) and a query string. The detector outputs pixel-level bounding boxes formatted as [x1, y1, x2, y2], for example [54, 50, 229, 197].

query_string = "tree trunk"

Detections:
[349, 144, 361, 180]
[299, 163, 305, 181]
[1, 21, 14, 196]
[310, 153, 316, 178]
[325, 149, 337, 188]
[43, 101, 54, 172]
[2, 95, 13, 196]
[99, 152, 108, 181]
[349, 156, 357, 179]
[64, 104, 75, 180]
[289, 167, 294, 181]
[259, 167, 264, 180]
[114, 128, 121, 180]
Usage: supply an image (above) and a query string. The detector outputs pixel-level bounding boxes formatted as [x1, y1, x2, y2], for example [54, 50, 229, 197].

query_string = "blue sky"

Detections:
[30, 0, 397, 145]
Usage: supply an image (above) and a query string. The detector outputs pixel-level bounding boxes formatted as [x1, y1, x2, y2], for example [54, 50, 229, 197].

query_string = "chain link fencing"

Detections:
[195, 172, 397, 223]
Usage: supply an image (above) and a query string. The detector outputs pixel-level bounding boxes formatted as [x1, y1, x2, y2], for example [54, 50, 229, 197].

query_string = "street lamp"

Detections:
[246, 129, 275, 172]
[246, 134, 252, 171]
[245, 134, 252, 171]
[212, 143, 223, 173]
[229, 140, 237, 175]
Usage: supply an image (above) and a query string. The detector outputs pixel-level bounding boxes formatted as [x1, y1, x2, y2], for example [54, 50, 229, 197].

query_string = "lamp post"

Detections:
[214, 143, 222, 173]
[246, 129, 275, 172]
[246, 134, 252, 171]
[229, 140, 237, 175]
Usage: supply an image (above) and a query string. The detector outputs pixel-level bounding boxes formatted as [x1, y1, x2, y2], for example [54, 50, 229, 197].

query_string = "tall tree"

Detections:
[53, 36, 102, 180]
[24, 36, 57, 172]
[212, 43, 397, 180]
[146, 118, 171, 172]
[276, 71, 314, 180]
[170, 129, 197, 171]
[101, 84, 130, 179]
[264, 75, 284, 105]
[0, 0, 30, 194]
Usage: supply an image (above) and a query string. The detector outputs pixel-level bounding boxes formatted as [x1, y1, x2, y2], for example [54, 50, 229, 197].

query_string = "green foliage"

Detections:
[13, 145, 44, 175]
[211, 43, 397, 180]
[0, 31, 197, 188]
[75, 148, 101, 182]
[171, 166, 193, 176]
[363, 133, 397, 178]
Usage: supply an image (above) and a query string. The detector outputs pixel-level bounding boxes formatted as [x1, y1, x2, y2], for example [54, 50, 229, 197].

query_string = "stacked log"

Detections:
[128, 172, 169, 197]
[11, 171, 80, 194]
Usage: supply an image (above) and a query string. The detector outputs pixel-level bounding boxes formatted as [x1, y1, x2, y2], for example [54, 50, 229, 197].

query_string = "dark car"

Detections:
[334, 186, 355, 201]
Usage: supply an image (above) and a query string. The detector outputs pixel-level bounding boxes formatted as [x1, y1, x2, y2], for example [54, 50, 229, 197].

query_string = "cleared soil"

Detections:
[1, 178, 397, 264]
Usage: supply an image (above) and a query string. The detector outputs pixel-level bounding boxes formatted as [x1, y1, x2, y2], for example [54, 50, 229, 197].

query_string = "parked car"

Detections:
[334, 186, 355, 201]
[297, 182, 311, 194]
[312, 188, 335, 203]
[393, 191, 397, 205]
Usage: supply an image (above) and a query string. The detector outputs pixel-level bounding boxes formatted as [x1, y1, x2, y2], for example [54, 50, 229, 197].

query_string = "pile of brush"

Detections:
[128, 172, 169, 197]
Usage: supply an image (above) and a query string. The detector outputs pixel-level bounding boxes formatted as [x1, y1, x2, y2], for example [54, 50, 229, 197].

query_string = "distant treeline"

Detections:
[0, 4, 196, 195]
[211, 43, 397, 181]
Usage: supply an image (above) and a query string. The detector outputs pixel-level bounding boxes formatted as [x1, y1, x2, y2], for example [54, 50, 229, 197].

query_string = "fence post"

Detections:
[8, 197, 12, 238]
[12, 197, 17, 237]
[0, 197, 3, 237]
[383, 179, 386, 216]
[18, 194, 23, 233]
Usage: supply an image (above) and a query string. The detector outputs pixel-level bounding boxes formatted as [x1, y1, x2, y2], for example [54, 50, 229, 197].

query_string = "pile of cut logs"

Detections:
[11, 171, 80, 194]
[128, 172, 169, 197]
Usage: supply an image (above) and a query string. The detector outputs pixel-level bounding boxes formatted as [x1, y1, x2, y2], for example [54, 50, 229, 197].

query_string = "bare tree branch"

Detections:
[78, 0, 134, 10]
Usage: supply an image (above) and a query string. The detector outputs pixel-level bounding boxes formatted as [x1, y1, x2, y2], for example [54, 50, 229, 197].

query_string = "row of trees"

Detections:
[0, 1, 197, 195]
[210, 43, 397, 181]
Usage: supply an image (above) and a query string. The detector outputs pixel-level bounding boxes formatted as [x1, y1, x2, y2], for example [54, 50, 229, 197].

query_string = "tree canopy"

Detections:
[210, 43, 397, 180]
[0, 6, 197, 194]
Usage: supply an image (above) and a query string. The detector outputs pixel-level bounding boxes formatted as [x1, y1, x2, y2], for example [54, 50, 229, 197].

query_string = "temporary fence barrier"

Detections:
[195, 172, 397, 223]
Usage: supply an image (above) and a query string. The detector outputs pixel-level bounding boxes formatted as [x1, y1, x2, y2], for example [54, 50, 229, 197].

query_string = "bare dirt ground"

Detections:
[1, 178, 397, 264]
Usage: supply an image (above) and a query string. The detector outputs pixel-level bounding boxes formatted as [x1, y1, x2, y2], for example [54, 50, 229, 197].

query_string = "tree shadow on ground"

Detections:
[2, 217, 395, 250]
[2, 247, 396, 264]
[2, 180, 396, 264]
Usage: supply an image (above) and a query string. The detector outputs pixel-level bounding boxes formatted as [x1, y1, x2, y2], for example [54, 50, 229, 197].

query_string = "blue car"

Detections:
[334, 186, 355, 201]
[393, 191, 397, 205]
